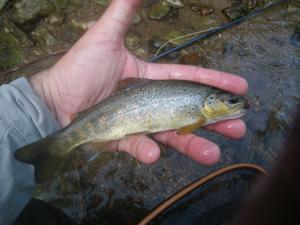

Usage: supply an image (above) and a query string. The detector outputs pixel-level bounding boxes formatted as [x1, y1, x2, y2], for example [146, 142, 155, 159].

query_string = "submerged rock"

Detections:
[148, 1, 170, 20]
[0, 31, 24, 69]
[222, 2, 245, 21]
[31, 26, 57, 47]
[199, 5, 215, 16]
[131, 13, 142, 26]
[241, 0, 266, 13]
[165, 0, 184, 8]
[0, 17, 32, 47]
[189, 3, 214, 16]
[46, 13, 65, 25]
[71, 19, 96, 30]
[0, 0, 9, 10]
[133, 48, 148, 59]
[125, 32, 141, 50]
[12, 0, 55, 25]
[223, 0, 266, 20]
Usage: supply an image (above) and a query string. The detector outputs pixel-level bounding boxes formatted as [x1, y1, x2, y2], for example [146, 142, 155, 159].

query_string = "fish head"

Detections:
[202, 92, 249, 123]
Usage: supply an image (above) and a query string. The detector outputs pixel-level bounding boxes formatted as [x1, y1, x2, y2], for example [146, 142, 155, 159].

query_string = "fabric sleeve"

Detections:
[0, 77, 60, 225]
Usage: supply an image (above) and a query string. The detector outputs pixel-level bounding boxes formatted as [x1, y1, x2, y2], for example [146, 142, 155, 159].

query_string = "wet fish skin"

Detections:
[14, 79, 247, 183]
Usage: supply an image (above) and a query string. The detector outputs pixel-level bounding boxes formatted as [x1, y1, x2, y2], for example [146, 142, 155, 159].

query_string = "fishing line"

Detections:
[147, 0, 294, 63]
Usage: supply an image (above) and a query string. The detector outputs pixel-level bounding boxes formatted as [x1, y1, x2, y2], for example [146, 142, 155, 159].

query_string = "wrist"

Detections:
[29, 70, 65, 127]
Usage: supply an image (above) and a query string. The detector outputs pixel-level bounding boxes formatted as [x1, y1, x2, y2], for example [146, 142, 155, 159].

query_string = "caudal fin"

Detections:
[14, 134, 67, 183]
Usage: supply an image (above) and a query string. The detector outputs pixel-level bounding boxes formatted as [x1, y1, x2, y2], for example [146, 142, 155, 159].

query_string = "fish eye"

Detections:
[228, 96, 239, 104]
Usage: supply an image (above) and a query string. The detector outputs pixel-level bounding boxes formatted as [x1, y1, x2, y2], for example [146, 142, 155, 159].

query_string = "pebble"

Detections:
[0, 0, 9, 11]
[133, 48, 148, 59]
[222, 5, 244, 21]
[165, 0, 184, 8]
[189, 3, 214, 16]
[148, 1, 170, 20]
[46, 13, 64, 25]
[125, 32, 141, 50]
[12, 0, 55, 24]
[31, 26, 57, 47]
[131, 13, 142, 26]
[71, 19, 97, 30]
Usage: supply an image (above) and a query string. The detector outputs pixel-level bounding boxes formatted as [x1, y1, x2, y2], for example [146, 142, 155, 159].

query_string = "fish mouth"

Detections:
[224, 104, 248, 121]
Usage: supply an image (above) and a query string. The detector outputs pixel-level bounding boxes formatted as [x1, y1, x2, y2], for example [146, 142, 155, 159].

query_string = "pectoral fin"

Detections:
[116, 78, 151, 94]
[177, 116, 206, 135]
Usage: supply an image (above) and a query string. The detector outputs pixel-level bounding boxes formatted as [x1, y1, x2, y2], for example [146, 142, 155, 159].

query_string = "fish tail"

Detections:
[14, 133, 68, 183]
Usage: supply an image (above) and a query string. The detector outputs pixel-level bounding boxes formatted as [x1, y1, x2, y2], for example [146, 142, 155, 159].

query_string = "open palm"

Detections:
[32, 0, 248, 165]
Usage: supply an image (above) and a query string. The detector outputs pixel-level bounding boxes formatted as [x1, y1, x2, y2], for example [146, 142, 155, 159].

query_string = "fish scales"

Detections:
[62, 80, 212, 149]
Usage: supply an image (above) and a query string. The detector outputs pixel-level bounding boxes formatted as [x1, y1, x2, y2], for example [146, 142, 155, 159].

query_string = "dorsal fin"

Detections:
[115, 78, 151, 93]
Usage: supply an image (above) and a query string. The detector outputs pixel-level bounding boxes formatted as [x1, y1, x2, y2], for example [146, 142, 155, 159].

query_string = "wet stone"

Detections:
[0, 31, 24, 69]
[241, 0, 266, 13]
[222, 4, 245, 21]
[12, 0, 55, 25]
[133, 48, 148, 59]
[189, 3, 214, 16]
[148, 1, 170, 20]
[71, 19, 96, 30]
[31, 26, 57, 47]
[0, 0, 9, 10]
[290, 26, 300, 48]
[199, 5, 215, 16]
[125, 32, 141, 50]
[165, 0, 184, 8]
[0, 17, 32, 47]
[131, 13, 142, 26]
[223, 0, 266, 20]
[46, 13, 65, 25]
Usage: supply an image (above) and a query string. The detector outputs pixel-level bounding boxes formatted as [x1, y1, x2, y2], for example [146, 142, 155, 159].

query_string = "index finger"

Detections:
[142, 63, 248, 95]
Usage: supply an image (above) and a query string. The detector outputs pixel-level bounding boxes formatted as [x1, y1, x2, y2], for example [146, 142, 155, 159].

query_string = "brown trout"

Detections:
[14, 79, 248, 182]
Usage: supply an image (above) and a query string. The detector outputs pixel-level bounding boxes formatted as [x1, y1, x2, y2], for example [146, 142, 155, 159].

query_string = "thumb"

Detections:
[91, 0, 141, 41]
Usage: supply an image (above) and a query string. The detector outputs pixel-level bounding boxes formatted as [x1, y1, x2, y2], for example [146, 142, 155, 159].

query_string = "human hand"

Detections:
[30, 0, 248, 165]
